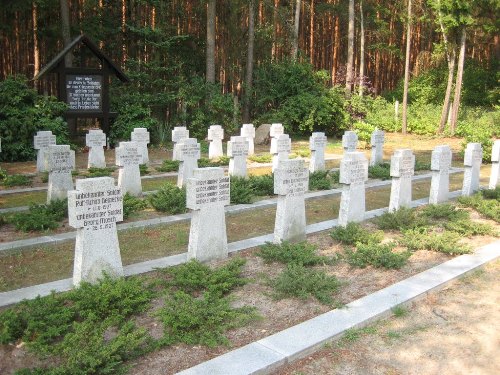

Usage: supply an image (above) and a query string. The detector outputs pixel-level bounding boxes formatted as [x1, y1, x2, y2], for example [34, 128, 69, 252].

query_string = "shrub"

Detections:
[198, 156, 230, 167]
[444, 219, 496, 237]
[481, 187, 500, 200]
[353, 121, 376, 144]
[414, 159, 431, 171]
[248, 174, 274, 196]
[156, 159, 180, 172]
[248, 154, 272, 163]
[148, 183, 186, 214]
[400, 228, 471, 255]
[86, 167, 115, 178]
[230, 176, 254, 204]
[309, 170, 332, 190]
[7, 199, 67, 232]
[139, 164, 150, 176]
[1, 174, 32, 187]
[123, 193, 148, 219]
[257, 242, 336, 266]
[374, 207, 427, 231]
[458, 193, 500, 222]
[345, 242, 410, 269]
[330, 222, 383, 245]
[109, 103, 157, 145]
[420, 204, 469, 221]
[368, 163, 391, 180]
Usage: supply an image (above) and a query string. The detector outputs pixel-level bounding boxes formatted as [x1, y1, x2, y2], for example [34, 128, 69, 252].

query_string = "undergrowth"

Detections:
[374, 207, 427, 231]
[458, 191, 500, 222]
[257, 241, 337, 266]
[1, 174, 32, 187]
[230, 176, 254, 204]
[330, 222, 383, 245]
[368, 162, 391, 180]
[148, 182, 187, 214]
[248, 153, 272, 163]
[248, 174, 274, 196]
[6, 199, 67, 232]
[86, 167, 115, 178]
[400, 228, 471, 254]
[345, 242, 410, 269]
[156, 159, 180, 172]
[139, 164, 150, 176]
[123, 193, 148, 219]
[309, 170, 337, 191]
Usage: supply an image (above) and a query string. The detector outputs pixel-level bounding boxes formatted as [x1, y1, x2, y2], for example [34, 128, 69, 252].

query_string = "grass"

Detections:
[392, 305, 409, 317]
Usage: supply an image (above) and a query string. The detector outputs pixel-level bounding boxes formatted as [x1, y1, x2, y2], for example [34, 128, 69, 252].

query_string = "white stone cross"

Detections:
[429, 145, 452, 204]
[309, 132, 327, 172]
[273, 159, 309, 243]
[47, 145, 75, 203]
[338, 151, 368, 226]
[172, 126, 190, 160]
[370, 129, 385, 166]
[208, 125, 224, 159]
[462, 143, 483, 196]
[187, 167, 230, 262]
[342, 131, 358, 153]
[116, 141, 143, 196]
[488, 140, 500, 189]
[34, 130, 56, 172]
[228, 136, 249, 177]
[271, 134, 291, 172]
[269, 123, 284, 153]
[131, 128, 150, 165]
[86, 129, 106, 168]
[240, 123, 256, 155]
[68, 177, 124, 285]
[389, 149, 415, 211]
[173, 138, 201, 187]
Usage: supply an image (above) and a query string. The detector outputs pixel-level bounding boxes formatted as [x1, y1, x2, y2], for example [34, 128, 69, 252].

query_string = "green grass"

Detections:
[391, 305, 409, 317]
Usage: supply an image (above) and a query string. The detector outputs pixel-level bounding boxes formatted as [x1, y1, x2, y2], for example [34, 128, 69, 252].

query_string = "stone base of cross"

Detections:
[338, 152, 368, 226]
[429, 145, 452, 204]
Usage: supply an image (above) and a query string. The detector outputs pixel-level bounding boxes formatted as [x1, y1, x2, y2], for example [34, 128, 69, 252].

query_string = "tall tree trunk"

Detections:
[345, 0, 354, 97]
[310, 0, 314, 66]
[243, 0, 255, 123]
[358, 0, 365, 96]
[272, 0, 279, 60]
[438, 51, 456, 133]
[32, 2, 40, 77]
[450, 27, 466, 134]
[206, 0, 216, 83]
[291, 0, 301, 61]
[121, 0, 127, 65]
[401, 0, 412, 135]
[60, 0, 72, 67]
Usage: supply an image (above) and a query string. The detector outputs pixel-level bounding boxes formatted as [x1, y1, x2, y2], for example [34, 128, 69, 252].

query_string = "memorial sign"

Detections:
[66, 75, 102, 111]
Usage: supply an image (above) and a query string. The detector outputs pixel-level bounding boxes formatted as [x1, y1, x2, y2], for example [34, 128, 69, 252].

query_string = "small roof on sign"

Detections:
[34, 34, 129, 82]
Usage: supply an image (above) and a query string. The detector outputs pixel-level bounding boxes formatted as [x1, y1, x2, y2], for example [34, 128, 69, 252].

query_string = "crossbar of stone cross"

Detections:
[429, 145, 452, 204]
[34, 131, 56, 172]
[228, 136, 249, 177]
[273, 159, 309, 243]
[208, 125, 224, 159]
[116, 141, 143, 196]
[86, 129, 106, 168]
[173, 138, 200, 187]
[389, 149, 415, 211]
[240, 124, 256, 155]
[270, 123, 284, 138]
[68, 177, 124, 285]
[309, 132, 327, 172]
[342, 131, 358, 153]
[271, 134, 291, 172]
[462, 143, 483, 196]
[488, 140, 500, 189]
[172, 126, 189, 160]
[131, 128, 150, 164]
[186, 167, 230, 262]
[338, 151, 368, 226]
[47, 145, 75, 203]
[370, 129, 385, 166]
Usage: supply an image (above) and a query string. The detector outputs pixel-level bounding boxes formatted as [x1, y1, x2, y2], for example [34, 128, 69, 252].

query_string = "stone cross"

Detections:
[389, 149, 415, 211]
[309, 132, 327, 172]
[488, 140, 500, 190]
[228, 136, 249, 177]
[86, 129, 106, 168]
[342, 131, 358, 153]
[462, 143, 483, 196]
[271, 133, 291, 172]
[173, 138, 200, 187]
[172, 126, 189, 160]
[208, 125, 224, 159]
[429, 145, 452, 204]
[370, 130, 385, 166]
[240, 123, 256, 155]
[274, 159, 309, 243]
[47, 145, 75, 203]
[68, 177, 124, 285]
[338, 152, 368, 226]
[115, 141, 143, 196]
[186, 167, 230, 262]
[34, 131, 56, 172]
[270, 123, 284, 138]
[131, 128, 150, 164]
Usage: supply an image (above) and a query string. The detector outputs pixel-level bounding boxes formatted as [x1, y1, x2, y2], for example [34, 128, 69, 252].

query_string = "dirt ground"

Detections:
[273, 261, 500, 375]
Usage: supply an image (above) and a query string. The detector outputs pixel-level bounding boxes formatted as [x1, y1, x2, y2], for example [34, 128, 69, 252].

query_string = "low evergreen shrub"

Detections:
[248, 154, 272, 163]
[86, 167, 115, 178]
[156, 159, 180, 172]
[148, 183, 186, 214]
[257, 241, 337, 266]
[330, 222, 383, 246]
[7, 199, 67, 232]
[230, 176, 254, 204]
[248, 174, 274, 196]
[374, 207, 426, 231]
[309, 170, 332, 190]
[400, 228, 471, 255]
[368, 163, 391, 180]
[139, 164, 150, 176]
[1, 174, 32, 187]
[345, 242, 410, 269]
[458, 193, 500, 222]
[123, 193, 148, 219]
[420, 204, 469, 221]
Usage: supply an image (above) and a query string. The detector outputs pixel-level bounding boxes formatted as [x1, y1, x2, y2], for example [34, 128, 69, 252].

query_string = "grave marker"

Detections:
[462, 143, 483, 196]
[208, 125, 224, 159]
[34, 131, 56, 172]
[370, 129, 385, 166]
[86, 129, 106, 168]
[269, 123, 284, 153]
[131, 128, 150, 164]
[47, 145, 75, 202]
[187, 168, 230, 262]
[271, 134, 291, 172]
[488, 140, 500, 189]
[68, 177, 124, 285]
[172, 126, 189, 160]
[429, 145, 452, 204]
[342, 131, 358, 153]
[240, 123, 256, 155]
[228, 136, 249, 177]
[116, 141, 142, 196]
[309, 132, 327, 172]
[389, 149, 415, 211]
[173, 138, 201, 187]
[338, 152, 368, 226]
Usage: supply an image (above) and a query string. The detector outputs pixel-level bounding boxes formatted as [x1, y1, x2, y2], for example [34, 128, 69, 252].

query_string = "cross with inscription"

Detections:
[240, 124, 256, 155]
[342, 131, 358, 153]
[389, 149, 415, 211]
[131, 128, 150, 164]
[370, 129, 385, 166]
[271, 133, 291, 172]
[47, 145, 75, 203]
[429, 145, 452, 204]
[173, 138, 201, 187]
[116, 141, 143, 196]
[488, 140, 500, 190]
[208, 125, 224, 159]
[338, 151, 368, 226]
[86, 129, 106, 168]
[462, 143, 482, 196]
[228, 136, 249, 177]
[172, 126, 189, 160]
[34, 130, 57, 172]
[309, 132, 328, 172]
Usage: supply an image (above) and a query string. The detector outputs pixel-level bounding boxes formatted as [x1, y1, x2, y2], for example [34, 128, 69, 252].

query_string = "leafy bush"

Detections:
[123, 193, 148, 219]
[148, 182, 187, 214]
[345, 242, 410, 269]
[198, 156, 230, 167]
[420, 204, 469, 221]
[458, 193, 500, 222]
[374, 207, 427, 231]
[400, 228, 471, 255]
[414, 159, 431, 171]
[248, 153, 272, 163]
[139, 164, 150, 176]
[481, 187, 500, 200]
[330, 222, 383, 245]
[368, 163, 391, 180]
[444, 219, 496, 237]
[353, 121, 376, 144]
[230, 176, 254, 204]
[86, 167, 115, 178]
[248, 174, 274, 196]
[7, 199, 67, 232]
[109, 103, 158, 146]
[257, 242, 336, 266]
[309, 170, 332, 190]
[156, 159, 180, 172]
[1, 174, 32, 187]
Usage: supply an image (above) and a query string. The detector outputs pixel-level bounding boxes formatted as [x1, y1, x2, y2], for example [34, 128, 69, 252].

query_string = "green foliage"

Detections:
[148, 182, 187, 214]
[420, 204, 469, 221]
[123, 193, 148, 219]
[86, 167, 115, 178]
[348, 95, 398, 132]
[139, 164, 150, 176]
[248, 174, 274, 196]
[156, 159, 180, 172]
[309, 170, 335, 190]
[368, 162, 391, 180]
[1, 174, 32, 187]
[414, 159, 431, 171]
[248, 153, 272, 163]
[40, 171, 49, 183]
[458, 192, 500, 222]
[353, 121, 376, 144]
[345, 242, 410, 269]
[330, 222, 383, 246]
[257, 242, 336, 266]
[400, 228, 471, 255]
[7, 199, 67, 232]
[444, 219, 496, 237]
[109, 104, 158, 145]
[481, 187, 500, 200]
[230, 176, 254, 204]
[374, 207, 426, 231]
[392, 305, 409, 318]
[198, 156, 230, 167]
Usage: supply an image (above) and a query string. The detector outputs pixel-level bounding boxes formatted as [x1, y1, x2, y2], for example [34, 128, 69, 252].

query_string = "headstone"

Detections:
[269, 123, 284, 138]
[86, 129, 106, 168]
[186, 168, 230, 262]
[47, 145, 75, 202]
[338, 152, 368, 226]
[462, 143, 483, 196]
[489, 140, 500, 189]
[173, 138, 200, 187]
[342, 131, 358, 153]
[208, 125, 224, 159]
[309, 132, 327, 172]
[370, 129, 385, 166]
[172, 126, 189, 160]
[389, 149, 415, 211]
[240, 123, 256, 155]
[34, 131, 56, 172]
[115, 141, 142, 196]
[274, 159, 309, 243]
[429, 145, 452, 204]
[254, 123, 272, 145]
[271, 134, 291, 172]
[228, 136, 249, 177]
[131, 128, 150, 164]
[68, 177, 124, 285]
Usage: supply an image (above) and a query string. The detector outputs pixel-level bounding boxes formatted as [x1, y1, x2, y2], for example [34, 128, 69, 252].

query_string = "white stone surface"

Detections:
[270, 123, 284, 138]
[370, 129, 385, 166]
[47, 145, 75, 202]
[228, 136, 249, 177]
[389, 149, 415, 211]
[342, 131, 358, 153]
[34, 131, 56, 172]
[208, 125, 224, 159]
[173, 138, 200, 187]
[489, 140, 500, 189]
[462, 143, 483, 196]
[271, 134, 291, 172]
[86, 129, 106, 168]
[338, 152, 368, 226]
[172, 126, 189, 160]
[240, 123, 256, 155]
[68, 177, 124, 285]
[131, 128, 150, 164]
[429, 145, 452, 204]
[116, 141, 142, 196]
[274, 159, 309, 243]
[187, 168, 230, 262]
[309, 132, 327, 172]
